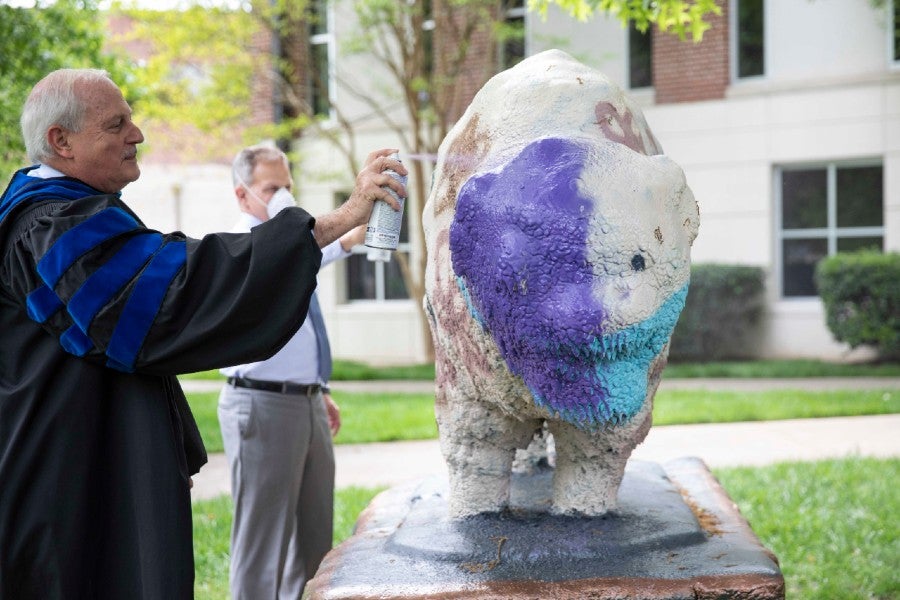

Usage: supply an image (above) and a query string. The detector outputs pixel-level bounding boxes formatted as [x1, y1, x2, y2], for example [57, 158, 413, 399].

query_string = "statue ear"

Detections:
[47, 126, 74, 158]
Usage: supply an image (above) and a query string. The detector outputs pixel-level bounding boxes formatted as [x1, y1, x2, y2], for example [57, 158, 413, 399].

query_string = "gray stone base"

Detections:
[306, 457, 784, 599]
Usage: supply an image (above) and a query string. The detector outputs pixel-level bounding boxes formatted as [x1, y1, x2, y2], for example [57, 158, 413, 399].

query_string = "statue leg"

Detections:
[548, 401, 653, 516]
[436, 390, 536, 517]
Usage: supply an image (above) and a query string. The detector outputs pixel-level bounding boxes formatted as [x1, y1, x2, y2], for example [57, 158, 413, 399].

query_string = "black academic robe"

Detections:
[0, 169, 322, 599]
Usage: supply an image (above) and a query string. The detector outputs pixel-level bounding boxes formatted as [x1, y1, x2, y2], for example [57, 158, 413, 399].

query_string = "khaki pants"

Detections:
[218, 384, 335, 600]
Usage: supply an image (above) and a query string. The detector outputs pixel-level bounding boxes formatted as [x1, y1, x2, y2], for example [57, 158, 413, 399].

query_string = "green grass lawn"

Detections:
[187, 388, 899, 453]
[717, 457, 899, 599]
[180, 360, 437, 382]
[654, 388, 899, 424]
[180, 358, 900, 382]
[191, 486, 389, 600]
[192, 495, 231, 600]
[663, 359, 900, 378]
[192, 457, 899, 599]
[333, 392, 439, 444]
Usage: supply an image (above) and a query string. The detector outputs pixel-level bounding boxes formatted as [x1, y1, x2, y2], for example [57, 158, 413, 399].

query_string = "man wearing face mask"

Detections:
[217, 144, 365, 599]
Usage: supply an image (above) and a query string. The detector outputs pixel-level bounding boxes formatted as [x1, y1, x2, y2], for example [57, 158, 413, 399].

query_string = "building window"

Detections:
[340, 192, 411, 301]
[777, 162, 884, 298]
[734, 0, 764, 78]
[628, 20, 653, 88]
[308, 0, 331, 117]
[421, 0, 434, 107]
[499, 0, 526, 70]
[422, 12, 434, 80]
[893, 0, 899, 63]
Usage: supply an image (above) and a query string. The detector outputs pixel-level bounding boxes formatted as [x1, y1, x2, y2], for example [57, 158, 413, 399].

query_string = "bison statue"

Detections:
[423, 49, 699, 517]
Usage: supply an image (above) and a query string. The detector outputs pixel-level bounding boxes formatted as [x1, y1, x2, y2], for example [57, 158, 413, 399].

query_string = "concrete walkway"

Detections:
[186, 377, 900, 501]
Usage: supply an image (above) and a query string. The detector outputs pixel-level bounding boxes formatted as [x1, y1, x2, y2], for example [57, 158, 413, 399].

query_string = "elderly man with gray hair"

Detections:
[0, 68, 405, 599]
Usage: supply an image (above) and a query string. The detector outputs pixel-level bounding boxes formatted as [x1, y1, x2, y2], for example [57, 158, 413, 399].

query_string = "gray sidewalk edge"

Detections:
[191, 413, 900, 501]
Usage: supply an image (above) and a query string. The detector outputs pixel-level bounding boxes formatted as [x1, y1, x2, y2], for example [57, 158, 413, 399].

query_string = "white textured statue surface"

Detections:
[423, 49, 700, 517]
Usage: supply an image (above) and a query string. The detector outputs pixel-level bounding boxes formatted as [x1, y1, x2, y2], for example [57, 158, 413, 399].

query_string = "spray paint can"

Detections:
[364, 153, 406, 251]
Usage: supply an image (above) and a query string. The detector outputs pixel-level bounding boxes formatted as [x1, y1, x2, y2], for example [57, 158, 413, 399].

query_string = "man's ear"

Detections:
[235, 185, 251, 212]
[47, 126, 73, 158]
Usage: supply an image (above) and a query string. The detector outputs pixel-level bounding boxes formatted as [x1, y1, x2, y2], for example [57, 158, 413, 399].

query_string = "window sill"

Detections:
[726, 70, 900, 99]
[339, 299, 418, 311]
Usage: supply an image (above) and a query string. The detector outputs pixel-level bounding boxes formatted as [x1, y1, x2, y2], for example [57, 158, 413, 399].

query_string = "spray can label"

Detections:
[364, 153, 406, 250]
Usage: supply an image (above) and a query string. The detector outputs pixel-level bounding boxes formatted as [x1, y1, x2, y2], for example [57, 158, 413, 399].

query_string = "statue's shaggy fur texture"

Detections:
[424, 50, 699, 517]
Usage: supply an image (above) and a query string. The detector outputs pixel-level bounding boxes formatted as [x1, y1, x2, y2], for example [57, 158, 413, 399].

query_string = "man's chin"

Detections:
[126, 162, 141, 181]
[114, 165, 141, 191]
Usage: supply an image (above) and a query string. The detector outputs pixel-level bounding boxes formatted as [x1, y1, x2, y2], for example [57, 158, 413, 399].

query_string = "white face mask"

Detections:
[237, 175, 296, 220]
[259, 187, 296, 219]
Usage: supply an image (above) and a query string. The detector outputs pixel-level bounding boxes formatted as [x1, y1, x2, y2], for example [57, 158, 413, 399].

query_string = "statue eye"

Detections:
[631, 254, 646, 272]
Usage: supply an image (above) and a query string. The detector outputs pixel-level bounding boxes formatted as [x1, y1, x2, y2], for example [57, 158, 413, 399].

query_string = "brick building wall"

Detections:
[249, 26, 278, 130]
[652, 0, 730, 104]
[106, 12, 277, 165]
[433, 1, 500, 124]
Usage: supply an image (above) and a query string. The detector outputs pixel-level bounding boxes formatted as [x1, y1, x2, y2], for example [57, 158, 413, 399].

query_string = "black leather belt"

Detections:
[227, 377, 321, 396]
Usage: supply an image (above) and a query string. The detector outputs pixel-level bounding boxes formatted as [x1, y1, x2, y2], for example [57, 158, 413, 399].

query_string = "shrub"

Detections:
[668, 264, 766, 361]
[815, 250, 900, 360]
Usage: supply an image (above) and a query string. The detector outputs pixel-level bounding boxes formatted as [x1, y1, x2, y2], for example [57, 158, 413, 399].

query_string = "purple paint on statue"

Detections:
[450, 137, 685, 427]
[450, 138, 616, 421]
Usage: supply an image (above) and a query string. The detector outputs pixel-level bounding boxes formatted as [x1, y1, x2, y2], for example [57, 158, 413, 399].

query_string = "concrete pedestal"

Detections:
[306, 457, 784, 599]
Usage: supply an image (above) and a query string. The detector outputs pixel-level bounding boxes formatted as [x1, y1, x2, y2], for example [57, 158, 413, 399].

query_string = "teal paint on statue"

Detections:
[539, 283, 688, 426]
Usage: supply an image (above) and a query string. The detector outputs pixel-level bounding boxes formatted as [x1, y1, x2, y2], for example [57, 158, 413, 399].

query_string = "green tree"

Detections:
[529, 0, 722, 41]
[0, 0, 131, 182]
[109, 2, 266, 161]
[208, 0, 524, 362]
[307, 0, 519, 361]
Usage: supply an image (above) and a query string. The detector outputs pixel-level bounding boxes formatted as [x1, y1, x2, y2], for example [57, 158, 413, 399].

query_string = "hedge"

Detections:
[668, 264, 766, 361]
[815, 250, 900, 360]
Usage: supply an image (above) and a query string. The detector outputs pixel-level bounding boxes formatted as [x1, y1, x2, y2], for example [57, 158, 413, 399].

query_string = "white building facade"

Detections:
[128, 0, 899, 364]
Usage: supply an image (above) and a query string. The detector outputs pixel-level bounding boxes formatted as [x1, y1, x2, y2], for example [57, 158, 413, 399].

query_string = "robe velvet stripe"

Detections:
[0, 167, 104, 223]
[106, 240, 187, 372]
[2, 173, 188, 371]
[67, 232, 164, 333]
[26, 232, 171, 365]
[35, 207, 139, 286]
[60, 324, 93, 356]
[25, 284, 64, 322]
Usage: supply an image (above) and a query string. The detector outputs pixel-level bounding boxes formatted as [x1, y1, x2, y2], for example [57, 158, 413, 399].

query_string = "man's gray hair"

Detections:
[232, 144, 289, 189]
[20, 68, 114, 164]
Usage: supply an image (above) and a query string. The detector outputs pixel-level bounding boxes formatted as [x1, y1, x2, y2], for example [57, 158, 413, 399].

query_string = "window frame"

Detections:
[308, 0, 334, 119]
[889, 0, 899, 68]
[626, 20, 653, 90]
[774, 159, 885, 299]
[338, 191, 412, 303]
[499, 0, 527, 70]
[730, 0, 766, 82]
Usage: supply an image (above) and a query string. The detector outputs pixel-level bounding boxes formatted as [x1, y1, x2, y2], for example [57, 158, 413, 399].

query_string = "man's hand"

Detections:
[339, 224, 366, 252]
[313, 149, 407, 248]
[324, 393, 341, 438]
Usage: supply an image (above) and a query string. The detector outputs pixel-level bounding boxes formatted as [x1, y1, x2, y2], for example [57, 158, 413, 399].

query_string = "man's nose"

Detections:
[129, 122, 145, 144]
